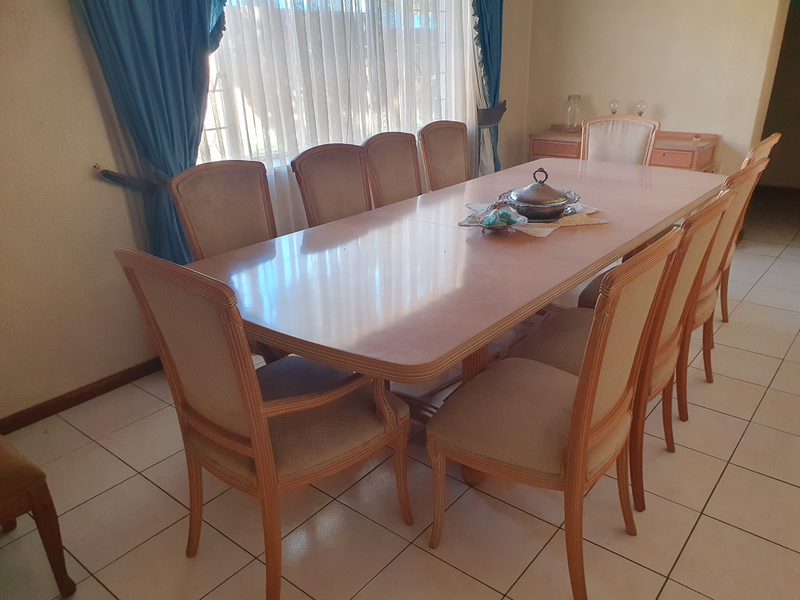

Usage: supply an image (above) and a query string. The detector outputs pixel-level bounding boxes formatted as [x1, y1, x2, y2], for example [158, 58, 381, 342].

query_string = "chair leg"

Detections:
[1, 518, 17, 532]
[393, 421, 414, 526]
[461, 465, 485, 486]
[428, 443, 447, 549]
[720, 268, 730, 323]
[662, 378, 676, 453]
[29, 484, 76, 598]
[702, 317, 714, 384]
[185, 451, 204, 558]
[616, 442, 637, 536]
[630, 386, 649, 513]
[564, 480, 588, 600]
[677, 327, 692, 422]
[259, 492, 283, 600]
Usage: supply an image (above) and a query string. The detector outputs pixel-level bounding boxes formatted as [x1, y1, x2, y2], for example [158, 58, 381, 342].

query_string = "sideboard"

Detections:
[529, 126, 719, 172]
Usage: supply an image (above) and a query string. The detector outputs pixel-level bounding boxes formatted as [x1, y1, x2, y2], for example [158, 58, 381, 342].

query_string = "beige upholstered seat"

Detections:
[0, 436, 76, 597]
[115, 248, 412, 600]
[581, 115, 660, 165]
[418, 121, 470, 191]
[290, 144, 373, 227]
[676, 159, 770, 420]
[363, 132, 422, 207]
[169, 160, 278, 261]
[426, 228, 683, 600]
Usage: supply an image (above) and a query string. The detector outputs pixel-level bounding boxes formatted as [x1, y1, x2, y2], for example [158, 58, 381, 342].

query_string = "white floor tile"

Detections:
[65, 577, 117, 600]
[95, 517, 251, 600]
[728, 252, 774, 284]
[475, 475, 566, 527]
[772, 360, 800, 395]
[735, 239, 786, 258]
[339, 456, 467, 541]
[786, 335, 800, 363]
[132, 371, 173, 404]
[0, 514, 36, 549]
[508, 530, 665, 600]
[647, 402, 748, 460]
[582, 477, 699, 575]
[690, 344, 781, 387]
[659, 580, 711, 600]
[59, 475, 187, 572]
[0, 531, 89, 600]
[204, 485, 331, 556]
[98, 407, 183, 471]
[714, 321, 796, 358]
[724, 279, 753, 302]
[672, 516, 800, 600]
[758, 257, 800, 293]
[416, 489, 556, 592]
[732, 423, 800, 486]
[4, 416, 91, 466]
[59, 384, 167, 440]
[727, 301, 800, 335]
[753, 388, 800, 436]
[780, 245, 800, 261]
[141, 450, 230, 508]
[745, 284, 800, 313]
[354, 544, 501, 600]
[706, 464, 800, 553]
[682, 368, 766, 420]
[40, 442, 135, 515]
[744, 225, 798, 245]
[281, 502, 406, 600]
[203, 560, 311, 600]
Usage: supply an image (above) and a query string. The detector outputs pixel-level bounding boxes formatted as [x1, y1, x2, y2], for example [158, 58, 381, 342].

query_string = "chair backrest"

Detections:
[363, 132, 423, 207]
[291, 144, 373, 228]
[168, 161, 277, 261]
[580, 115, 661, 165]
[568, 227, 683, 474]
[418, 120, 470, 191]
[742, 133, 781, 168]
[700, 159, 769, 291]
[115, 249, 264, 448]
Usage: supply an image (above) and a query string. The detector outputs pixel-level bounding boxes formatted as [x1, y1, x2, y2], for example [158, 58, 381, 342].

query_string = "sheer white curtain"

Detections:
[199, 0, 478, 234]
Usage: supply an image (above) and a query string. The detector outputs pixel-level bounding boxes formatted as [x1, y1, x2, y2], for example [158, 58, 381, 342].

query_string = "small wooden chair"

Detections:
[718, 133, 782, 321]
[426, 229, 683, 600]
[116, 248, 412, 600]
[418, 121, 470, 191]
[290, 144, 373, 227]
[581, 115, 661, 166]
[0, 436, 76, 597]
[675, 159, 769, 420]
[363, 132, 422, 207]
[169, 160, 278, 261]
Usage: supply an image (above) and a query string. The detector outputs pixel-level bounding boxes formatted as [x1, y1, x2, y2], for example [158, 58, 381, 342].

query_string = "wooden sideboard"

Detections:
[529, 126, 719, 172]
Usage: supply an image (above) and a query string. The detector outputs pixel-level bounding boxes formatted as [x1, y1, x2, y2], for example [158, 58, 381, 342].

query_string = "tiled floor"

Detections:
[3, 190, 800, 599]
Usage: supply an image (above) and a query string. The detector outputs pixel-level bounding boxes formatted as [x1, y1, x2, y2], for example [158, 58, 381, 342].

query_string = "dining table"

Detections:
[191, 157, 726, 442]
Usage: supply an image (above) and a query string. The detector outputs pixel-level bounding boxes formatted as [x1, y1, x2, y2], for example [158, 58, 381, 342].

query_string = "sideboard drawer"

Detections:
[531, 139, 580, 158]
[650, 149, 693, 169]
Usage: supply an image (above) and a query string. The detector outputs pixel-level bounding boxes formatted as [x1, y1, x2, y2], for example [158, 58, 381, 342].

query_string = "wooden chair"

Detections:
[0, 436, 76, 597]
[169, 160, 283, 363]
[169, 160, 278, 262]
[675, 158, 769, 421]
[513, 192, 732, 513]
[418, 121, 470, 191]
[363, 132, 423, 207]
[718, 133, 782, 321]
[115, 248, 412, 600]
[580, 115, 661, 165]
[290, 144, 373, 227]
[426, 229, 683, 600]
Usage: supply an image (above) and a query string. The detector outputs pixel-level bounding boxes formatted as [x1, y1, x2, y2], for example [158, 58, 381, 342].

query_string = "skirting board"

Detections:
[0, 357, 162, 435]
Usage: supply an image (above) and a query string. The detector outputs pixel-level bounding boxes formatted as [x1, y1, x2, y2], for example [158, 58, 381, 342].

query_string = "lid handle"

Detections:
[533, 167, 548, 185]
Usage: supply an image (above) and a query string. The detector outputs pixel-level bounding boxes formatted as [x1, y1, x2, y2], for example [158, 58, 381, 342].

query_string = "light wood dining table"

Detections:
[192, 157, 726, 430]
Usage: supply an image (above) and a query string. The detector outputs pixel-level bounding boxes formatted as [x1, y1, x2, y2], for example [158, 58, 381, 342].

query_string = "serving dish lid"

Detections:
[510, 167, 569, 205]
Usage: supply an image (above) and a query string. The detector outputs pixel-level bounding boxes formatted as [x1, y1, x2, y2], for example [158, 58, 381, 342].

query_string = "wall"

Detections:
[0, 0, 155, 419]
[761, 0, 800, 188]
[498, 0, 789, 175]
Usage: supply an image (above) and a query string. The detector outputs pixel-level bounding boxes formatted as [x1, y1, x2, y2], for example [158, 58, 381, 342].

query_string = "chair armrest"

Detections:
[260, 373, 372, 418]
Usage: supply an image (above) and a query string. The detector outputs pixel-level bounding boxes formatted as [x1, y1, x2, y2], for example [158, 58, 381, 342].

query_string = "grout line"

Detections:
[702, 514, 800, 556]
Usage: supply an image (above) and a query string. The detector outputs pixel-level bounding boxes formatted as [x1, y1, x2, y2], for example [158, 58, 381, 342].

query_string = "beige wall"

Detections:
[499, 0, 789, 175]
[761, 0, 800, 188]
[0, 0, 155, 419]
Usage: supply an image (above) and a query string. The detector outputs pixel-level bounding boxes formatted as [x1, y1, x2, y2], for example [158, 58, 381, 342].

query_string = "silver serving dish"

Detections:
[503, 167, 580, 221]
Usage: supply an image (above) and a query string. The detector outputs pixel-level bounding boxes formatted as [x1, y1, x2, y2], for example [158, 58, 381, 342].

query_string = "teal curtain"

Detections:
[75, 0, 226, 264]
[475, 0, 504, 172]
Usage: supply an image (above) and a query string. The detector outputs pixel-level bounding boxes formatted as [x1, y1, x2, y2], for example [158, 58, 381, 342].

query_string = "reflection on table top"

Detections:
[191, 158, 726, 382]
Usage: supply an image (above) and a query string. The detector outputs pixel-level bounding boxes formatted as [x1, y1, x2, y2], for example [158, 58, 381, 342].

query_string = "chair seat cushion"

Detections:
[510, 308, 594, 376]
[186, 355, 409, 484]
[0, 436, 45, 502]
[426, 358, 629, 484]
